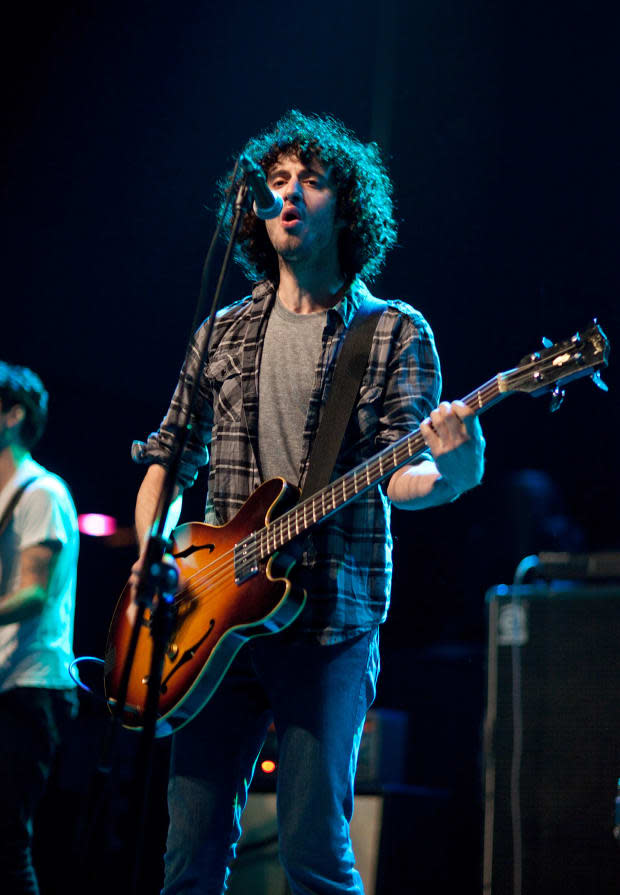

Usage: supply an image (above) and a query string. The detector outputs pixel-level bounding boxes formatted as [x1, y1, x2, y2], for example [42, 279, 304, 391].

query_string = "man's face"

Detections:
[264, 153, 342, 268]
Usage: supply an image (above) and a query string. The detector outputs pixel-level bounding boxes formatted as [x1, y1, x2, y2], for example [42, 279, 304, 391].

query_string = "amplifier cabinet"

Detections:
[483, 584, 620, 894]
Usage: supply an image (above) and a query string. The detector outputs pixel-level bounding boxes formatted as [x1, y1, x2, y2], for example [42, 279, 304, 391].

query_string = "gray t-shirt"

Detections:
[258, 297, 327, 484]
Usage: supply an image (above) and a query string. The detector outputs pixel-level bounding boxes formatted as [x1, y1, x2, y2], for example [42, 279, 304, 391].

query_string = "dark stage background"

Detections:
[2, 2, 618, 893]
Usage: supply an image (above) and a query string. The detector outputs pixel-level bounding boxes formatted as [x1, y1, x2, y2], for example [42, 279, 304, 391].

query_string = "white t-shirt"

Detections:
[0, 457, 79, 691]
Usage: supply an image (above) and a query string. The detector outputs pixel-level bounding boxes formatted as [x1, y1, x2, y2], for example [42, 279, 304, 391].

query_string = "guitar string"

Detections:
[165, 441, 439, 611]
[133, 347, 594, 618]
[160, 377, 505, 613]
[146, 375, 504, 614]
[161, 441, 412, 612]
[167, 432, 427, 604]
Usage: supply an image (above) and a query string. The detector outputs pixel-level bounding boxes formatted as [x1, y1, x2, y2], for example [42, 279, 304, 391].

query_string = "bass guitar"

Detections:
[104, 322, 609, 735]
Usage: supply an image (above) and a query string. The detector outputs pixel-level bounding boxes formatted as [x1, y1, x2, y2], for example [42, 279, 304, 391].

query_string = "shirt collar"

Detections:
[330, 278, 370, 328]
[251, 280, 276, 304]
[251, 278, 370, 329]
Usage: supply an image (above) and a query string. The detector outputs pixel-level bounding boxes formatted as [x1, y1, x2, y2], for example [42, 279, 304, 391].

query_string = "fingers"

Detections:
[129, 554, 146, 588]
[438, 400, 474, 424]
[128, 551, 179, 612]
[420, 401, 486, 494]
[421, 401, 472, 447]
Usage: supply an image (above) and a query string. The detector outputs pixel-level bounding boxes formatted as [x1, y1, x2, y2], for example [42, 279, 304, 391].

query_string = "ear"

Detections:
[5, 404, 25, 430]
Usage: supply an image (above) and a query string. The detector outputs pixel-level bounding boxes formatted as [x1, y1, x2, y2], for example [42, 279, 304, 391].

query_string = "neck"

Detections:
[275, 257, 346, 314]
[0, 445, 28, 493]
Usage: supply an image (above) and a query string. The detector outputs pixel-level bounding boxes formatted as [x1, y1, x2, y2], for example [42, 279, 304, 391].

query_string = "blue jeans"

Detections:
[0, 687, 77, 895]
[162, 627, 380, 895]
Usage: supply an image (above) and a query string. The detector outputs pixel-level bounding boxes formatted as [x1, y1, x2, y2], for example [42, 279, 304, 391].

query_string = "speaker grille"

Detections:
[483, 584, 620, 894]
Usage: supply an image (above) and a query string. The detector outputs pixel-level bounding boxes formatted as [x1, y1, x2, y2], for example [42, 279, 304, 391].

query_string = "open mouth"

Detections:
[282, 206, 302, 223]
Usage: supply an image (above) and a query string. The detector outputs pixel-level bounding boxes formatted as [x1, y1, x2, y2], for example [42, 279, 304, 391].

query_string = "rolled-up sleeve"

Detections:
[132, 326, 213, 490]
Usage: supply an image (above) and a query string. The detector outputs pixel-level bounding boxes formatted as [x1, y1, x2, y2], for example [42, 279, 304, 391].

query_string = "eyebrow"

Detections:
[267, 163, 328, 181]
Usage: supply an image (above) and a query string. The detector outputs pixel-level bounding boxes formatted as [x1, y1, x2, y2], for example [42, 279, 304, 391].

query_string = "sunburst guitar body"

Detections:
[104, 478, 305, 736]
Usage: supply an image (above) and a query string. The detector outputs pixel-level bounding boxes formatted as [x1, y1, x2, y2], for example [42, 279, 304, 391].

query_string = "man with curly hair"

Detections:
[0, 362, 79, 894]
[132, 110, 485, 894]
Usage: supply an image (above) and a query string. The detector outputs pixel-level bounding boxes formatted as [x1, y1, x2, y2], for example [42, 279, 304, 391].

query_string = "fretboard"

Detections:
[249, 371, 509, 560]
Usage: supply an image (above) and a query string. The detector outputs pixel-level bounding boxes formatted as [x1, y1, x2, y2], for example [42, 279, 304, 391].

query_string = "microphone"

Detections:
[240, 155, 283, 220]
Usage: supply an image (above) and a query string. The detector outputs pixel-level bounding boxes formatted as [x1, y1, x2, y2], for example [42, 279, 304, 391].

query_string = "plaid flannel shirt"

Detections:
[132, 278, 442, 643]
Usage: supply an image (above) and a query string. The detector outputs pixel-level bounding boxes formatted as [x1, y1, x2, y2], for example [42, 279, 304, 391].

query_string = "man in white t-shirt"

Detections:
[0, 362, 79, 895]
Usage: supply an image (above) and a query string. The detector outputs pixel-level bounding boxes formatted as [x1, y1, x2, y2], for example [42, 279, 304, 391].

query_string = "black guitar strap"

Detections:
[0, 477, 38, 537]
[300, 296, 384, 501]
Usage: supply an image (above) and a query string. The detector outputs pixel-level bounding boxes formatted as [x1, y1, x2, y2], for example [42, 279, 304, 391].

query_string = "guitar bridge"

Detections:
[234, 537, 259, 584]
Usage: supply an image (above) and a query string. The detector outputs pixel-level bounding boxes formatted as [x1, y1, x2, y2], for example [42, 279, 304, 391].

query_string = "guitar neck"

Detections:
[231, 320, 606, 584]
[253, 372, 510, 560]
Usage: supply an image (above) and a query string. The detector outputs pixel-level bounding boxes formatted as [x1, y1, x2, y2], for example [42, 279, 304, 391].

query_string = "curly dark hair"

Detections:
[0, 361, 48, 449]
[217, 110, 397, 284]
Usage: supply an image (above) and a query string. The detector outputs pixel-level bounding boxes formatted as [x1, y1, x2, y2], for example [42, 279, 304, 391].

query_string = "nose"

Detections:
[284, 177, 303, 202]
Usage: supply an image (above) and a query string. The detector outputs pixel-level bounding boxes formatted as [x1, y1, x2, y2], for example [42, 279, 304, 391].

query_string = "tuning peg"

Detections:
[542, 336, 553, 348]
[591, 370, 609, 392]
[550, 386, 565, 412]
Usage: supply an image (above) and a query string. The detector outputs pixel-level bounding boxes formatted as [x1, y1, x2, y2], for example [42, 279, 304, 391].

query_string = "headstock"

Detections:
[502, 321, 610, 409]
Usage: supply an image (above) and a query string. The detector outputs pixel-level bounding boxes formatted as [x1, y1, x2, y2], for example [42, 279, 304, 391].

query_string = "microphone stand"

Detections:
[130, 173, 250, 894]
[75, 164, 249, 894]
[130, 174, 250, 893]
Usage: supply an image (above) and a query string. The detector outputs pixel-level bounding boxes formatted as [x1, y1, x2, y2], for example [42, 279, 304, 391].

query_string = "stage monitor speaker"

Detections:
[251, 708, 408, 793]
[227, 786, 455, 895]
[483, 583, 620, 895]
